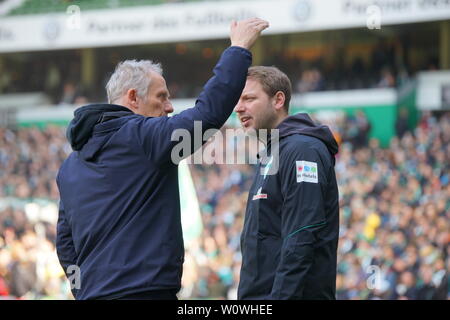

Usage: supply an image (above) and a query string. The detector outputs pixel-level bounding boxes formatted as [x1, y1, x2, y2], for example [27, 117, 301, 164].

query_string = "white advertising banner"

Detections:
[417, 70, 450, 110]
[0, 0, 449, 53]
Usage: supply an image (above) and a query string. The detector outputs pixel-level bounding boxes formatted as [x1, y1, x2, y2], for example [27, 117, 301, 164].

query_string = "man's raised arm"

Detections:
[136, 18, 269, 165]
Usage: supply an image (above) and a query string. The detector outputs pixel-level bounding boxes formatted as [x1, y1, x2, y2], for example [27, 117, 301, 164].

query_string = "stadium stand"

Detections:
[0, 40, 422, 103]
[5, 0, 232, 16]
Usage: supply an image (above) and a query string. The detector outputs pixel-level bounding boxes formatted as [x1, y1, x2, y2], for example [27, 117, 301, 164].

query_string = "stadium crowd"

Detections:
[0, 111, 448, 299]
[0, 125, 72, 299]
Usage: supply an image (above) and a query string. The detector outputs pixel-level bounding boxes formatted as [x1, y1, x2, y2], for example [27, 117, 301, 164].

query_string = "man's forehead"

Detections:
[243, 78, 263, 94]
[150, 71, 165, 83]
[149, 72, 167, 88]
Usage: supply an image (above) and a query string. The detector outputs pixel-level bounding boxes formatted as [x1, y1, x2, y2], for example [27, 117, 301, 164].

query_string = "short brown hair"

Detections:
[247, 66, 292, 112]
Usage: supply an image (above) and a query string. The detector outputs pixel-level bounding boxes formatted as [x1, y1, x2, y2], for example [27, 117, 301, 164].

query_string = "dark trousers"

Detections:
[115, 289, 178, 300]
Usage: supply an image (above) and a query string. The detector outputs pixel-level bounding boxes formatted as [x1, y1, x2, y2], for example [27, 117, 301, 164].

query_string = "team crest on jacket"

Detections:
[296, 160, 318, 183]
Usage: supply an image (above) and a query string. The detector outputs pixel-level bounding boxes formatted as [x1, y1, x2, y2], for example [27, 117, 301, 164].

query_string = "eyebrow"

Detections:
[158, 91, 169, 98]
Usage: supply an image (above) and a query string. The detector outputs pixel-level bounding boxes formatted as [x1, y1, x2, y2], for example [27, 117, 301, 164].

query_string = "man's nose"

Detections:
[234, 101, 245, 113]
[165, 101, 174, 114]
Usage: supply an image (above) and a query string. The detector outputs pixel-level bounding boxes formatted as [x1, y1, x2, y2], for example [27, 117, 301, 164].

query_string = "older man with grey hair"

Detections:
[56, 18, 269, 300]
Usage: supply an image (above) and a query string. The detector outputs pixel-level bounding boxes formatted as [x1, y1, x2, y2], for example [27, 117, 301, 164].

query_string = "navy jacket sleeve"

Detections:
[270, 141, 329, 299]
[55, 198, 78, 278]
[135, 46, 252, 165]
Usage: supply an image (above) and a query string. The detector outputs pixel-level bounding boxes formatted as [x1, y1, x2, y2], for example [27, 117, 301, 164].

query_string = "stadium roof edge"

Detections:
[1, 0, 450, 53]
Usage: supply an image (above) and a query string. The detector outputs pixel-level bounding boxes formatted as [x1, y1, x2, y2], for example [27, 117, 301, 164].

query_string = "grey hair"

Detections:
[105, 59, 163, 104]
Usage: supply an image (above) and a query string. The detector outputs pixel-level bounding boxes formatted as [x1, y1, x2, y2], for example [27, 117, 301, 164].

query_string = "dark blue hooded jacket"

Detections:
[238, 113, 340, 300]
[56, 46, 252, 300]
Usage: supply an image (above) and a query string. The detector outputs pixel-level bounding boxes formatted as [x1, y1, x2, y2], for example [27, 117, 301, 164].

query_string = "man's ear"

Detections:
[126, 89, 139, 112]
[273, 91, 286, 111]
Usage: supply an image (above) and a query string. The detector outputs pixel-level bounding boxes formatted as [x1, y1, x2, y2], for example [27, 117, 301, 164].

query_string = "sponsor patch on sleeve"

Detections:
[252, 187, 268, 200]
[296, 160, 318, 183]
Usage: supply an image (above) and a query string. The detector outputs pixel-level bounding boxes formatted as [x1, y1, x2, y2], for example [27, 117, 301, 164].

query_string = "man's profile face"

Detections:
[138, 72, 174, 117]
[234, 78, 277, 132]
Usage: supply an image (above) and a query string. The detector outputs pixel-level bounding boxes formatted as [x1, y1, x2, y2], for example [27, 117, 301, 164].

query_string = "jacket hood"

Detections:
[276, 113, 339, 156]
[66, 104, 133, 151]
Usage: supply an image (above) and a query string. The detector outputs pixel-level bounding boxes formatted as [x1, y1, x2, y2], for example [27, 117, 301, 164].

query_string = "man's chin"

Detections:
[242, 125, 259, 137]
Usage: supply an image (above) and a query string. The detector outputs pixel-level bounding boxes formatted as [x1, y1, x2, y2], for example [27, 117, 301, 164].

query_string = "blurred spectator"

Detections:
[58, 82, 80, 105]
[341, 111, 372, 150]
[377, 67, 396, 88]
[395, 107, 410, 139]
[8, 241, 36, 297]
[296, 68, 325, 93]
